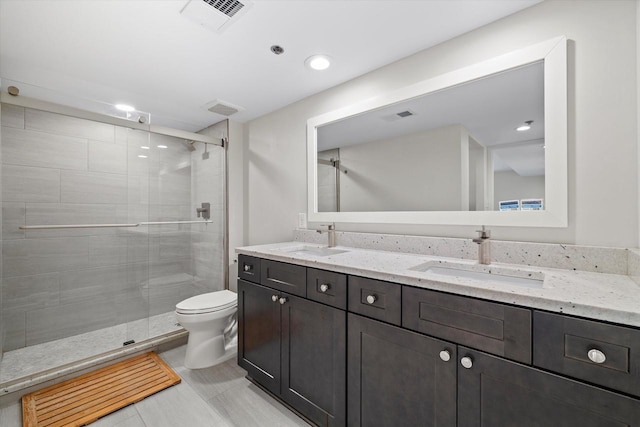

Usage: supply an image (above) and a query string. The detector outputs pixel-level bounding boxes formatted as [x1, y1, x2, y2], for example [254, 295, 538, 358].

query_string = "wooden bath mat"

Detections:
[22, 352, 181, 427]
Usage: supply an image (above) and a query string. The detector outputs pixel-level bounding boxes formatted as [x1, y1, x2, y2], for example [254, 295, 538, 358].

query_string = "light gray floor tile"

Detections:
[174, 358, 248, 401]
[91, 405, 144, 427]
[207, 382, 309, 427]
[133, 380, 233, 427]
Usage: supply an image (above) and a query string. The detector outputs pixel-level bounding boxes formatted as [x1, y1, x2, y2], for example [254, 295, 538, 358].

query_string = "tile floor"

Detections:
[0, 345, 310, 427]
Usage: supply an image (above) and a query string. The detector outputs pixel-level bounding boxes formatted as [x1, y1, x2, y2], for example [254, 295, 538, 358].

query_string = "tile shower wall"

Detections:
[0, 104, 223, 352]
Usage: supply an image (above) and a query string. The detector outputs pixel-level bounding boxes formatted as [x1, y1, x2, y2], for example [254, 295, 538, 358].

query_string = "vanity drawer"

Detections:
[348, 276, 401, 326]
[534, 311, 640, 397]
[238, 254, 261, 283]
[402, 286, 531, 364]
[260, 259, 306, 297]
[307, 268, 347, 310]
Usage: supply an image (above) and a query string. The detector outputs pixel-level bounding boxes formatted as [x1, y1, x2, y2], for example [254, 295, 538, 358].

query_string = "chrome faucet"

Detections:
[472, 226, 491, 265]
[317, 223, 336, 247]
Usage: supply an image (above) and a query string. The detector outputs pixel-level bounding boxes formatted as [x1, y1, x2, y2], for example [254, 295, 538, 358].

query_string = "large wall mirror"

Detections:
[307, 36, 567, 227]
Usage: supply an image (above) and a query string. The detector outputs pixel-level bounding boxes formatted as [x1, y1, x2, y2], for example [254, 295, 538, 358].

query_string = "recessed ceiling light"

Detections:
[141, 146, 150, 150]
[516, 120, 534, 132]
[157, 145, 168, 149]
[305, 54, 331, 71]
[138, 155, 148, 159]
[115, 104, 135, 112]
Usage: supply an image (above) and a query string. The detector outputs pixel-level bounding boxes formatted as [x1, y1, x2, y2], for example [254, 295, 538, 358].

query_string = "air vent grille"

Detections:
[396, 110, 414, 118]
[203, 0, 245, 18]
[208, 102, 240, 116]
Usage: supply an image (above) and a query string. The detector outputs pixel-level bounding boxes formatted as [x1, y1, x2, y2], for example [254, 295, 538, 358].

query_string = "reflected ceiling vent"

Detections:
[206, 99, 244, 116]
[380, 110, 416, 122]
[180, 0, 253, 34]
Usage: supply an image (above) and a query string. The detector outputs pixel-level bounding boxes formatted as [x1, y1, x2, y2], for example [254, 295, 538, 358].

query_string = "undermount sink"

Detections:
[282, 245, 349, 257]
[410, 262, 545, 288]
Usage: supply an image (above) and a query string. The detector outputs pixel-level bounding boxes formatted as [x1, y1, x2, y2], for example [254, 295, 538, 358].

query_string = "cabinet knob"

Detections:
[439, 350, 451, 362]
[279, 297, 288, 305]
[460, 356, 473, 369]
[271, 295, 278, 302]
[588, 348, 606, 364]
[244, 265, 252, 272]
[366, 295, 377, 304]
[319, 283, 330, 293]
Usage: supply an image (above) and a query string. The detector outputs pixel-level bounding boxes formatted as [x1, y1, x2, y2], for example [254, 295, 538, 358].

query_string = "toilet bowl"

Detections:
[175, 290, 238, 369]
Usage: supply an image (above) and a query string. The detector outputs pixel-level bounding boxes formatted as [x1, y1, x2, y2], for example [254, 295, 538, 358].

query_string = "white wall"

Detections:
[335, 125, 468, 212]
[245, 1, 638, 248]
[227, 119, 244, 292]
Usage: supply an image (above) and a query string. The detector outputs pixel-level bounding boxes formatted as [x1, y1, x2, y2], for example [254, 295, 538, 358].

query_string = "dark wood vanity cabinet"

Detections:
[458, 346, 640, 426]
[238, 254, 640, 427]
[237, 256, 346, 427]
[347, 313, 456, 426]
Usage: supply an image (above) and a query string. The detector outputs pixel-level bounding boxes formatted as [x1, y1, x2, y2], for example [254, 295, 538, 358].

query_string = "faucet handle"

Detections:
[475, 226, 490, 239]
[319, 223, 335, 231]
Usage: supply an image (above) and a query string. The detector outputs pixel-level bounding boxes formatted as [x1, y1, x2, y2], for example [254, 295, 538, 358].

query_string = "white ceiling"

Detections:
[317, 61, 545, 176]
[0, 0, 541, 132]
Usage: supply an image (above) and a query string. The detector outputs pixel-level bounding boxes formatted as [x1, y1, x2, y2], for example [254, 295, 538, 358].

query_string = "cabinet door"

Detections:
[238, 279, 281, 395]
[458, 346, 640, 426]
[281, 295, 346, 427]
[348, 313, 456, 427]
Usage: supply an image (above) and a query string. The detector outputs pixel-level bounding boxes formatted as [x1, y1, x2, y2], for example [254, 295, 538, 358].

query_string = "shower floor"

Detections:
[0, 311, 181, 385]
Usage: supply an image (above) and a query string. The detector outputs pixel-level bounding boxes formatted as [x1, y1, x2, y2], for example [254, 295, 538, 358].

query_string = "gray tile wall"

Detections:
[0, 105, 224, 353]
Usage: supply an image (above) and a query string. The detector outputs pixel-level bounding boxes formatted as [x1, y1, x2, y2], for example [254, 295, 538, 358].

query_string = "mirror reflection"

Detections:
[317, 61, 544, 213]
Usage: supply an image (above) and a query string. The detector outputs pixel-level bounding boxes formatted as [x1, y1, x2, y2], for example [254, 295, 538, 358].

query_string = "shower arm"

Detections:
[19, 220, 213, 230]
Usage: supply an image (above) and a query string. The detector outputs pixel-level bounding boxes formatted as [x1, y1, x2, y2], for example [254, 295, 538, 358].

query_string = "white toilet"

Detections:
[175, 289, 238, 369]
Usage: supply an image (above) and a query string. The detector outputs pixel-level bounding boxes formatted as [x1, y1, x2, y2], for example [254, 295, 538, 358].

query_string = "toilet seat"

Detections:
[176, 290, 237, 315]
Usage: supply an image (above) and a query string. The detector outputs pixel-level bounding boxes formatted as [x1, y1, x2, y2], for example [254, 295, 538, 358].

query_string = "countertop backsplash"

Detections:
[294, 229, 630, 275]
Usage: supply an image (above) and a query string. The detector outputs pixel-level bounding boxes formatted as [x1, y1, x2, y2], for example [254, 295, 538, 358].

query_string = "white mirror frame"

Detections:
[307, 36, 567, 227]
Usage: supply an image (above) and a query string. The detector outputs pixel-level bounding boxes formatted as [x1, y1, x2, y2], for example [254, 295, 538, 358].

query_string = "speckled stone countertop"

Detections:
[236, 242, 640, 328]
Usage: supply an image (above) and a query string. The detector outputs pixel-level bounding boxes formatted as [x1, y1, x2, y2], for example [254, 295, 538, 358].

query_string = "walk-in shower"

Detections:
[0, 94, 227, 392]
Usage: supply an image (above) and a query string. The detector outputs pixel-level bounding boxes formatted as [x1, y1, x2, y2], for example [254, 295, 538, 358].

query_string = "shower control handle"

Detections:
[196, 202, 211, 220]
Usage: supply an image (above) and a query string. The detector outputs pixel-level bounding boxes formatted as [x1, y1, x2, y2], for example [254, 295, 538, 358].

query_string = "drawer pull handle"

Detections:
[460, 356, 473, 369]
[244, 265, 252, 272]
[588, 348, 606, 364]
[439, 350, 451, 362]
[319, 283, 330, 293]
[366, 295, 377, 304]
[279, 297, 288, 305]
[271, 295, 279, 302]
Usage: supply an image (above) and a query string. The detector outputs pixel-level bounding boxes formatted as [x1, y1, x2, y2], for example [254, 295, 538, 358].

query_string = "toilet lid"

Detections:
[176, 290, 237, 314]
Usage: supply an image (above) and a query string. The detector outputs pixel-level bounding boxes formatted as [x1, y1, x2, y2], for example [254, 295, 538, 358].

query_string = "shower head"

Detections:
[184, 140, 197, 152]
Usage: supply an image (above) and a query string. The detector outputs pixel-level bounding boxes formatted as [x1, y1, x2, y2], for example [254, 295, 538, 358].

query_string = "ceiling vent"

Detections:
[396, 110, 414, 118]
[180, 0, 253, 34]
[206, 99, 244, 116]
[380, 110, 416, 122]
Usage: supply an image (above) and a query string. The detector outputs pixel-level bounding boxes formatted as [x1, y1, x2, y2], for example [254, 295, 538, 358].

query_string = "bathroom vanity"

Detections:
[236, 242, 640, 426]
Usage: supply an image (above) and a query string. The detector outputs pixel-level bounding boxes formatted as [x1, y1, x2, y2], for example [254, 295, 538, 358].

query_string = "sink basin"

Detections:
[282, 245, 349, 257]
[410, 262, 545, 288]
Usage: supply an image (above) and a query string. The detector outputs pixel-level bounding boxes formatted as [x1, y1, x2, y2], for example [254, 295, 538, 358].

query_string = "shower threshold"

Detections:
[0, 311, 183, 392]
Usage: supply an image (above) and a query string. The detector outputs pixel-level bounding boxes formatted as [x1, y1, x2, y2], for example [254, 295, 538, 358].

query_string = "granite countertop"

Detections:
[236, 241, 640, 328]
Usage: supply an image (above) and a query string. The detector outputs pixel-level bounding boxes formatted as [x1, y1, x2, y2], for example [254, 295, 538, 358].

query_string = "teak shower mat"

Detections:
[22, 352, 181, 427]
